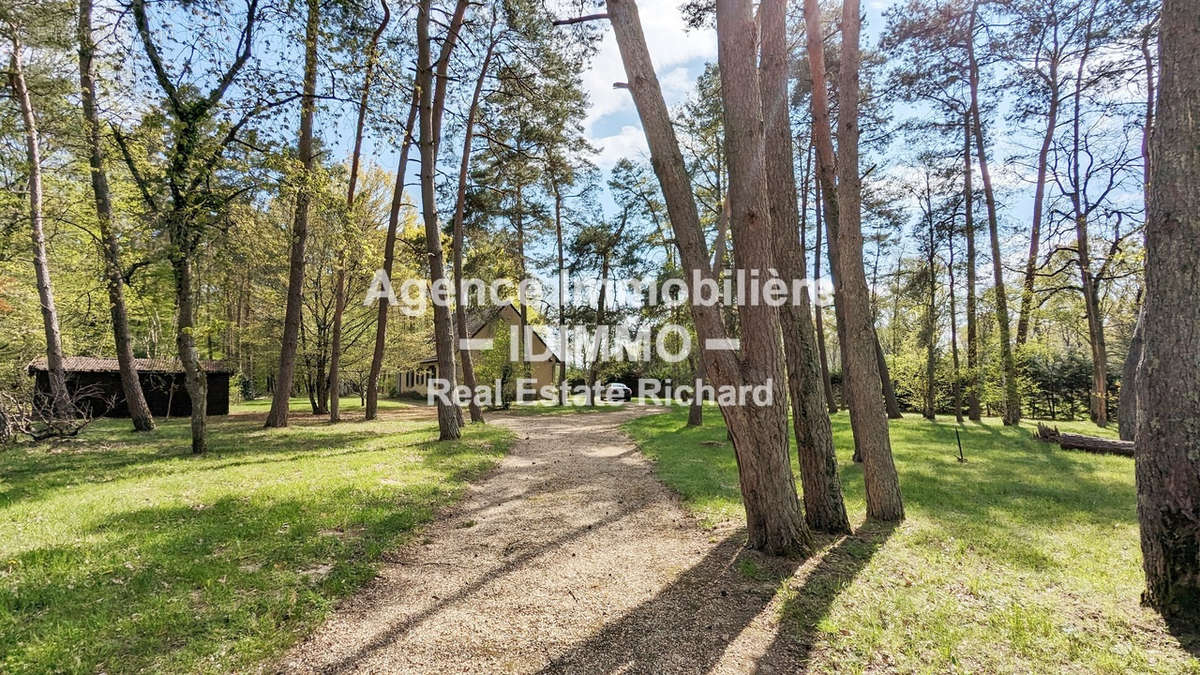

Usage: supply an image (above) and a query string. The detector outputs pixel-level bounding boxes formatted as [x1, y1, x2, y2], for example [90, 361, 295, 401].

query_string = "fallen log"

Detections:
[1033, 423, 1135, 457]
[1056, 432, 1134, 457]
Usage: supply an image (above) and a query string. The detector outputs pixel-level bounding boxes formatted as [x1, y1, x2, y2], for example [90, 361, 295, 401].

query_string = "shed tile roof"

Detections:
[27, 356, 234, 375]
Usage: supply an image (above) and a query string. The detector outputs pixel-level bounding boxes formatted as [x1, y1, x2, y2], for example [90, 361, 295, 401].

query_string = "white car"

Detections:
[602, 382, 633, 402]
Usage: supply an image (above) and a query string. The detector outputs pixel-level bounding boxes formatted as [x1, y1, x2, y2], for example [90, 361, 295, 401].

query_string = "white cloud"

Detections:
[579, 0, 716, 168]
[591, 124, 652, 168]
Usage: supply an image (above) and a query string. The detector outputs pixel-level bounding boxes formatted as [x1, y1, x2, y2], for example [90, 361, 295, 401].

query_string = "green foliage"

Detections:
[472, 317, 515, 406]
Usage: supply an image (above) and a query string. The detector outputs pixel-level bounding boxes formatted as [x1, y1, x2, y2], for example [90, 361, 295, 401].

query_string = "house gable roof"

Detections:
[419, 301, 562, 365]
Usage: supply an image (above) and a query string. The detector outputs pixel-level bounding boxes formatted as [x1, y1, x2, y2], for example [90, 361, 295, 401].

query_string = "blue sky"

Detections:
[575, 0, 891, 171]
[332, 0, 894, 204]
[311, 0, 1143, 288]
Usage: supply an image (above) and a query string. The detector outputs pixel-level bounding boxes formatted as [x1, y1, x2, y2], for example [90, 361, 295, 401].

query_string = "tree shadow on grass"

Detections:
[0, 428, 385, 507]
[0, 411, 501, 509]
[0, 485, 450, 673]
[1164, 613, 1200, 659]
[318, 501, 647, 672]
[536, 532, 806, 673]
[754, 520, 897, 672]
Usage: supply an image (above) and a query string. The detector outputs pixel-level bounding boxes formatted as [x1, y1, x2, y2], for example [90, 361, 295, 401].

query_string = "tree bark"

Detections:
[761, 0, 849, 535]
[813, 179, 837, 413]
[366, 98, 418, 420]
[451, 36, 495, 424]
[1121, 18, 1156, 443]
[1057, 433, 1134, 457]
[876, 334, 903, 419]
[173, 256, 208, 452]
[687, 351, 705, 425]
[923, 187, 937, 421]
[1016, 55, 1060, 349]
[330, 0, 390, 423]
[1035, 424, 1135, 456]
[806, 15, 855, 462]
[1119, 304, 1145, 441]
[417, 0, 461, 440]
[967, 0, 1020, 426]
[552, 180, 569, 406]
[948, 214, 964, 423]
[807, 0, 904, 520]
[1061, 10, 1109, 427]
[689, 199, 729, 425]
[9, 39, 71, 420]
[608, 0, 811, 554]
[78, 0, 155, 431]
[1136, 0, 1200, 622]
[714, 0, 812, 551]
[265, 0, 320, 428]
[585, 248, 611, 408]
[963, 109, 981, 421]
[514, 183, 530, 399]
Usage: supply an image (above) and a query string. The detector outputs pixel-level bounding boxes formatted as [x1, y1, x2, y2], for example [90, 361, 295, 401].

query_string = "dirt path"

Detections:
[279, 408, 806, 673]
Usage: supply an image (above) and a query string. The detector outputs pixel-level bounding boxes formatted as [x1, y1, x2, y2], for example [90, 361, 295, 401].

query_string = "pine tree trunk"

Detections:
[554, 183, 570, 406]
[806, 0, 904, 520]
[515, 184, 529, 398]
[924, 199, 937, 421]
[948, 220, 964, 423]
[688, 199, 729, 424]
[761, 0, 849, 535]
[330, 0, 389, 423]
[266, 0, 319, 428]
[1061, 22, 1110, 428]
[78, 0, 155, 431]
[1137, 0, 1200, 621]
[1017, 60, 1059, 348]
[1119, 305, 1144, 441]
[417, 0, 461, 440]
[1081, 268, 1109, 426]
[813, 181, 837, 414]
[967, 0, 1020, 426]
[9, 40, 71, 420]
[585, 254, 610, 408]
[963, 110, 981, 422]
[687, 351, 704, 426]
[1121, 20, 1156, 444]
[366, 99, 418, 420]
[608, 0, 811, 554]
[452, 34, 495, 424]
[715, 0, 812, 551]
[877, 335, 903, 419]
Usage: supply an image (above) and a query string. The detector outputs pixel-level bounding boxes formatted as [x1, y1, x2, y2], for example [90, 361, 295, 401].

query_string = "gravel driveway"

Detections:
[278, 407, 806, 673]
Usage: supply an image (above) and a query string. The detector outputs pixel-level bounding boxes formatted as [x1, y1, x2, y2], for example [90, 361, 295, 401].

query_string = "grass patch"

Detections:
[624, 407, 1200, 673]
[0, 398, 512, 673]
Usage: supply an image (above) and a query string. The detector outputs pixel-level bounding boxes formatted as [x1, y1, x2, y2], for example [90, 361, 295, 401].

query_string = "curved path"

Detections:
[280, 408, 805, 673]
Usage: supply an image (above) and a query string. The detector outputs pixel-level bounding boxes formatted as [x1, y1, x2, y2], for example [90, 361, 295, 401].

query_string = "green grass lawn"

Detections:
[625, 407, 1200, 673]
[0, 398, 512, 673]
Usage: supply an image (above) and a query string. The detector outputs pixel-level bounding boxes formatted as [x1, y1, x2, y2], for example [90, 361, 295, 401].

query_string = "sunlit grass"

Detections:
[0, 399, 512, 673]
[624, 408, 1200, 673]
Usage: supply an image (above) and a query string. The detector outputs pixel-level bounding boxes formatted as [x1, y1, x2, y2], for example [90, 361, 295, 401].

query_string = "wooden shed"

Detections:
[26, 357, 233, 418]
